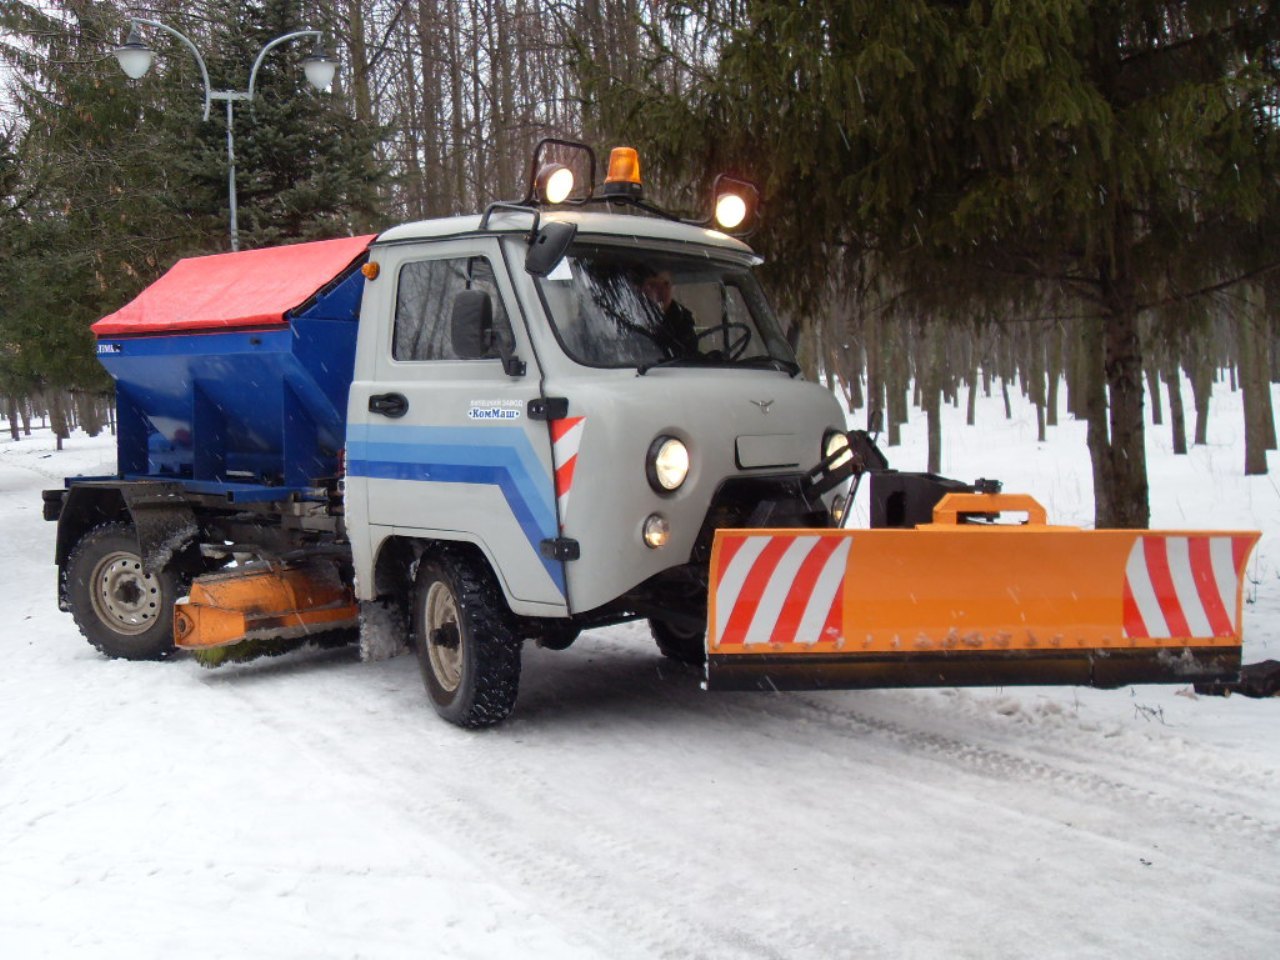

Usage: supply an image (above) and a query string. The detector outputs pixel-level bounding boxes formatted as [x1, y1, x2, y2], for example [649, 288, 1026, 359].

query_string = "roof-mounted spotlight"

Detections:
[714, 192, 748, 230]
[535, 163, 575, 205]
[521, 138, 597, 206]
[703, 174, 759, 234]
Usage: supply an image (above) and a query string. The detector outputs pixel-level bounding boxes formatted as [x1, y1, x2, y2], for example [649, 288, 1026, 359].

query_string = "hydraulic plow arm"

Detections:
[705, 493, 1259, 692]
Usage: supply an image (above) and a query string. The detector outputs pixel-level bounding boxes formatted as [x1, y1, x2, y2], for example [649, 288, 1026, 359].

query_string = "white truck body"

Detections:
[344, 211, 847, 619]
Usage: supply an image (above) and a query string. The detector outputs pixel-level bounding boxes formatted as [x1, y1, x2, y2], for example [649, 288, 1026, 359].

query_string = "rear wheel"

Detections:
[412, 548, 522, 728]
[66, 522, 179, 660]
[649, 618, 706, 666]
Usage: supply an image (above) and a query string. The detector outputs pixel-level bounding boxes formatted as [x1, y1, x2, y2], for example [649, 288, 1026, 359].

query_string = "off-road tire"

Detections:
[650, 617, 706, 666]
[65, 522, 179, 660]
[412, 547, 522, 728]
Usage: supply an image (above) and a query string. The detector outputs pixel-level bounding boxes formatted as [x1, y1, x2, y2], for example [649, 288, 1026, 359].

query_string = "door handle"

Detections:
[368, 393, 409, 418]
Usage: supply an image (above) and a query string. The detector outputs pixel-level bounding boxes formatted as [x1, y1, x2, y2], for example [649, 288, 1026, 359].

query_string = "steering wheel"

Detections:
[695, 322, 752, 360]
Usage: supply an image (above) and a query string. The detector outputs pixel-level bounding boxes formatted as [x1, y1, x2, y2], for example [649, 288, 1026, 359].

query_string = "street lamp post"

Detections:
[113, 20, 338, 252]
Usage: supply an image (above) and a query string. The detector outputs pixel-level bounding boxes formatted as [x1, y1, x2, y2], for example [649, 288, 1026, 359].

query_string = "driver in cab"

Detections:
[640, 269, 699, 358]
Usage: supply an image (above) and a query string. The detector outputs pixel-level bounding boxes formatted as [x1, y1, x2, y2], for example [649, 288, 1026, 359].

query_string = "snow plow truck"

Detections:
[44, 141, 1260, 727]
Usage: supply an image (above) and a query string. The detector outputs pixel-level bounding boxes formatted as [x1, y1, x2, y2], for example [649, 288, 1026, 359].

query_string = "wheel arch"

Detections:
[368, 530, 566, 618]
[55, 482, 202, 608]
[55, 485, 129, 569]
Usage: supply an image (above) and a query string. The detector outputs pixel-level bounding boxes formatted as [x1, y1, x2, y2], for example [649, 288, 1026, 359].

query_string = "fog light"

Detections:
[831, 494, 848, 526]
[643, 514, 670, 549]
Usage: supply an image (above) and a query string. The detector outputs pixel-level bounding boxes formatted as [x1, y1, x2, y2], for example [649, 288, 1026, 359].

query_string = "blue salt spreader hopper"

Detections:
[91, 235, 375, 501]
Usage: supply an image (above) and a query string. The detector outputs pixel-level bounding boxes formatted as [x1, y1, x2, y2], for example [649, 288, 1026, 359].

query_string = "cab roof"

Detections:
[374, 209, 757, 258]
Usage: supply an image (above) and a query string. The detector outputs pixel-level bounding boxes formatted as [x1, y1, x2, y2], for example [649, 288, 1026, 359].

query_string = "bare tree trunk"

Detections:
[885, 322, 907, 447]
[924, 322, 942, 473]
[6, 396, 19, 442]
[1082, 316, 1112, 527]
[1046, 324, 1061, 427]
[49, 392, 70, 452]
[1145, 359, 1163, 425]
[74, 392, 104, 437]
[1030, 332, 1046, 442]
[1164, 366, 1187, 455]
[1097, 289, 1150, 529]
[865, 314, 882, 432]
[1184, 319, 1213, 446]
[1190, 356, 1212, 445]
[1239, 284, 1271, 475]
[965, 365, 977, 426]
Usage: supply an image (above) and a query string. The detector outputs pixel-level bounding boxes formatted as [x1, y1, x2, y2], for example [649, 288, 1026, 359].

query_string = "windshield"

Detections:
[535, 245, 797, 372]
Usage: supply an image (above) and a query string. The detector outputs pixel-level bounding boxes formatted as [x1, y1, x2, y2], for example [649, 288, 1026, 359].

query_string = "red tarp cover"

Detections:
[92, 235, 376, 336]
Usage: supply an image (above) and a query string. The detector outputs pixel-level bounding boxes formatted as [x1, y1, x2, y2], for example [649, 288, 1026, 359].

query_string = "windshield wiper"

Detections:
[636, 357, 707, 375]
[734, 356, 801, 376]
[637, 355, 800, 376]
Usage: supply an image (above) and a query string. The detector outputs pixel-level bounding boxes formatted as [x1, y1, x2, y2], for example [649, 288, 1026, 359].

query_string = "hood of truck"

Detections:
[550, 367, 846, 615]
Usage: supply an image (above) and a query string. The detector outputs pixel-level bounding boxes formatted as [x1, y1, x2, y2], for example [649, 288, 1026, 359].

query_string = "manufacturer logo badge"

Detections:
[468, 398, 523, 421]
[750, 399, 775, 414]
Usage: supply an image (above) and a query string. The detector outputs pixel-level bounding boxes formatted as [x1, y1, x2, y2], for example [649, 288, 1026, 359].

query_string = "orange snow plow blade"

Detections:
[706, 493, 1259, 692]
[173, 561, 358, 650]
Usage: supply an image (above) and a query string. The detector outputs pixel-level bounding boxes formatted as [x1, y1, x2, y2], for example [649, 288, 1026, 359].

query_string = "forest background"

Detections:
[2, 0, 1279, 528]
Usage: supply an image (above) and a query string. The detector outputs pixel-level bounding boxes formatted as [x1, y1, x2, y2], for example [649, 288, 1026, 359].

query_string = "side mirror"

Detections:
[450, 289, 493, 360]
[525, 220, 577, 277]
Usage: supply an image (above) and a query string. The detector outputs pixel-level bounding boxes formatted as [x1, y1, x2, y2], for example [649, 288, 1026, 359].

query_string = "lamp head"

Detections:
[302, 40, 338, 91]
[113, 24, 154, 80]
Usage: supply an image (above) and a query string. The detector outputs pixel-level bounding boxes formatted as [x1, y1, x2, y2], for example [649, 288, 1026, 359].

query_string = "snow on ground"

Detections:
[1, 380, 1278, 960]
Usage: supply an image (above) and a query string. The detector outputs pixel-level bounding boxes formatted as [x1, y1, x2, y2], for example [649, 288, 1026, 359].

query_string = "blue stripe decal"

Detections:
[347, 424, 563, 595]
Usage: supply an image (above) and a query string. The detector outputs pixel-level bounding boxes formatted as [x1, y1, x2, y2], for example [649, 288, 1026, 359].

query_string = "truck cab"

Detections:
[345, 209, 849, 700]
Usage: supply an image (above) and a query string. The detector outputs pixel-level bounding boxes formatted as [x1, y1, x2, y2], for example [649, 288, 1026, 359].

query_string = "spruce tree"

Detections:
[586, 1, 1280, 528]
[0, 0, 204, 397]
[198, 0, 384, 248]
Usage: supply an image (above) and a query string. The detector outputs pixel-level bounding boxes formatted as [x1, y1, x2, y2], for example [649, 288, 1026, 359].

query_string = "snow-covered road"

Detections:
[2, 385, 1278, 959]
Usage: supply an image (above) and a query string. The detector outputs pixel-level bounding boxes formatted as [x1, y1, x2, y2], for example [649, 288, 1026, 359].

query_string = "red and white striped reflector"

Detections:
[550, 416, 585, 527]
[1123, 535, 1253, 639]
[713, 534, 850, 648]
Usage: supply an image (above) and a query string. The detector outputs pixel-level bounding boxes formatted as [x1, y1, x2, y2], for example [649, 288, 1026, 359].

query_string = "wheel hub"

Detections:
[425, 582, 463, 692]
[90, 550, 160, 636]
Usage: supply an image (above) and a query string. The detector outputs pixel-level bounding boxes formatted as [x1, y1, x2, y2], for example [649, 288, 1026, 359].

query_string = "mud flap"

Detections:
[705, 493, 1259, 693]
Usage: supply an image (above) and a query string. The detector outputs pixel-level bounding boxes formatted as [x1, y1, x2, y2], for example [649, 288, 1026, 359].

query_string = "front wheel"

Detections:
[65, 522, 179, 660]
[412, 548, 522, 728]
[650, 617, 706, 666]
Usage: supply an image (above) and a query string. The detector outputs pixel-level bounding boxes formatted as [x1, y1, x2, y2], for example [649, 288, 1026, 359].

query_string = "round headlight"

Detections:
[647, 436, 689, 493]
[824, 430, 852, 469]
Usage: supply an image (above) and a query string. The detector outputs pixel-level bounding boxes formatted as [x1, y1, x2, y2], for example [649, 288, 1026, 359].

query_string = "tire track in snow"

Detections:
[591, 629, 1280, 822]
[854, 686, 1280, 795]
[213, 668, 695, 960]
[760, 691, 1280, 843]
[194, 637, 1279, 957]
[550, 632, 1280, 866]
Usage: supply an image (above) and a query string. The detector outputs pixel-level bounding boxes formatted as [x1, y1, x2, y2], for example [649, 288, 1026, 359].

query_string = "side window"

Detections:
[393, 256, 515, 361]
